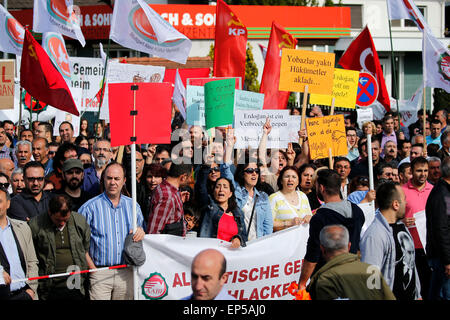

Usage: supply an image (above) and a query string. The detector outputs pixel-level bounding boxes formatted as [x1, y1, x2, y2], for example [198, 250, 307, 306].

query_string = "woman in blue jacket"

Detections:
[221, 129, 273, 241]
[199, 177, 247, 248]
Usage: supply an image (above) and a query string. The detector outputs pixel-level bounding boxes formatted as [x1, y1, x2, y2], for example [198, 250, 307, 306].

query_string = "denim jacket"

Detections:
[199, 198, 247, 246]
[221, 163, 273, 238]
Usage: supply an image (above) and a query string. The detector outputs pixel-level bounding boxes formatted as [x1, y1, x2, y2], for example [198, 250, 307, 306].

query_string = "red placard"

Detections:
[108, 82, 174, 147]
[163, 68, 211, 87]
[186, 77, 242, 89]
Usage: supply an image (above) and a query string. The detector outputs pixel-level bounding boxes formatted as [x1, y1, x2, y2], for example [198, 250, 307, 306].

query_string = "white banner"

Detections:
[53, 87, 82, 137]
[70, 57, 104, 111]
[100, 61, 165, 121]
[234, 110, 290, 149]
[33, 0, 86, 47]
[110, 0, 191, 64]
[0, 4, 24, 56]
[137, 225, 309, 300]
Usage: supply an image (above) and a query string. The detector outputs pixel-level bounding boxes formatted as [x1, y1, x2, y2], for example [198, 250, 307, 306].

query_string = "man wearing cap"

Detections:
[55, 159, 91, 212]
[29, 194, 94, 300]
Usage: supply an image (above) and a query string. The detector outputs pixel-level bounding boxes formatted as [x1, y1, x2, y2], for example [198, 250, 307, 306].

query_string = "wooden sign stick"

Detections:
[330, 97, 335, 116]
[298, 85, 309, 145]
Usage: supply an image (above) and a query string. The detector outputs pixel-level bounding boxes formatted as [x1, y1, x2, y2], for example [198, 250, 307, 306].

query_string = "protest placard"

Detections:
[100, 61, 165, 121]
[204, 78, 235, 130]
[234, 89, 264, 111]
[108, 82, 173, 147]
[186, 85, 205, 126]
[287, 115, 301, 143]
[279, 49, 335, 95]
[306, 114, 347, 160]
[357, 107, 374, 128]
[187, 77, 242, 89]
[234, 109, 290, 149]
[309, 68, 359, 109]
[70, 57, 104, 111]
[0, 60, 15, 110]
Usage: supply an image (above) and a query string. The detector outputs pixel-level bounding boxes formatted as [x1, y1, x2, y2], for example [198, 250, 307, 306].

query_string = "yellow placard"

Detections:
[309, 68, 360, 109]
[0, 60, 15, 110]
[306, 114, 347, 160]
[278, 49, 335, 95]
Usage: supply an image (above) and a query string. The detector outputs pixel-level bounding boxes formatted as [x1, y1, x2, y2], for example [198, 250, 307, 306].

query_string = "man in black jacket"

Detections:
[7, 161, 54, 221]
[297, 169, 365, 292]
[425, 156, 450, 300]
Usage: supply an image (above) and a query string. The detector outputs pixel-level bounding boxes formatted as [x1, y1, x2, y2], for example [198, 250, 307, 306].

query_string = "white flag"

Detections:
[423, 31, 450, 93]
[99, 42, 107, 64]
[172, 69, 186, 120]
[110, 0, 192, 64]
[42, 32, 72, 85]
[258, 43, 267, 61]
[0, 4, 25, 55]
[33, 0, 86, 47]
[386, 0, 430, 32]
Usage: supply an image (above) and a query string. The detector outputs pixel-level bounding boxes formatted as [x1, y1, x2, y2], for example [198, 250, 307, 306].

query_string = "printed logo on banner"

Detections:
[227, 12, 246, 36]
[47, 0, 75, 25]
[6, 16, 24, 46]
[141, 272, 169, 300]
[129, 5, 184, 47]
[356, 72, 378, 107]
[45, 35, 71, 78]
[438, 53, 450, 81]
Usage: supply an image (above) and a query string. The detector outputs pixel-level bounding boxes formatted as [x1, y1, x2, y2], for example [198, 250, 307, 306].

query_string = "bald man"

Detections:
[182, 249, 236, 300]
[0, 158, 15, 179]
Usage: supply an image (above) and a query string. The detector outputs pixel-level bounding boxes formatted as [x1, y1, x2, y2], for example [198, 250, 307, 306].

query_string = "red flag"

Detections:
[260, 21, 297, 109]
[20, 29, 79, 116]
[338, 26, 391, 111]
[213, 0, 247, 83]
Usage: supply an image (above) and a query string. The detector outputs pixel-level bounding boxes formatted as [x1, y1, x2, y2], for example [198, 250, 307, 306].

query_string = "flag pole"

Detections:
[131, 83, 138, 300]
[388, 18, 401, 132]
[95, 39, 111, 136]
[298, 85, 309, 145]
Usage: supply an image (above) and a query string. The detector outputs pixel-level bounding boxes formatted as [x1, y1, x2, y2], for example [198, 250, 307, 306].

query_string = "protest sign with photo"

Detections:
[306, 114, 347, 160]
[309, 68, 360, 109]
[234, 109, 290, 149]
[279, 49, 335, 95]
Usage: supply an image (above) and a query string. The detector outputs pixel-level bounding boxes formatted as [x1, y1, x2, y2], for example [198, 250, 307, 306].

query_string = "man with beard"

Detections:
[7, 161, 54, 221]
[383, 140, 400, 167]
[55, 159, 91, 212]
[402, 156, 433, 299]
[297, 169, 365, 292]
[360, 181, 422, 300]
[83, 139, 113, 198]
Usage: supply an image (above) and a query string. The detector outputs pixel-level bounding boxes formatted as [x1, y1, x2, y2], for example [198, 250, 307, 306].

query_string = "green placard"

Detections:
[204, 78, 235, 130]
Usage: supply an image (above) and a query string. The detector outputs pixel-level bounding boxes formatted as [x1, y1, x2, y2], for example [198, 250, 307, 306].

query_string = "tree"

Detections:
[208, 43, 260, 92]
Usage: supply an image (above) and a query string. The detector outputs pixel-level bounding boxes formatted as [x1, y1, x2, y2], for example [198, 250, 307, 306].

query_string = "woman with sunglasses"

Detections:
[269, 166, 312, 232]
[219, 129, 273, 241]
[199, 177, 247, 248]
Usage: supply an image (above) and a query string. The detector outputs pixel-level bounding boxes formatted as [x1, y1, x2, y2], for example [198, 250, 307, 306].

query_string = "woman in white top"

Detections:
[269, 166, 312, 232]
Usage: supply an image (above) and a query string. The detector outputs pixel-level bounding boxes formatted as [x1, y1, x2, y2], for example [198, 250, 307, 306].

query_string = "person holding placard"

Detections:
[269, 166, 312, 232]
[402, 156, 433, 299]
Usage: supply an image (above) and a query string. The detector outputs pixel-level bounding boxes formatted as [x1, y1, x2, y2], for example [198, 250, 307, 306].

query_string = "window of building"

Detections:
[391, 6, 426, 28]
[342, 4, 363, 29]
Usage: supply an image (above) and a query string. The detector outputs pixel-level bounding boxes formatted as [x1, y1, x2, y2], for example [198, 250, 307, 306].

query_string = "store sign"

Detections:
[11, 4, 350, 40]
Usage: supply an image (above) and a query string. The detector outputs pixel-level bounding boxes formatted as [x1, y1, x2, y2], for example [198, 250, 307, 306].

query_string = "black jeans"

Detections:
[9, 287, 33, 300]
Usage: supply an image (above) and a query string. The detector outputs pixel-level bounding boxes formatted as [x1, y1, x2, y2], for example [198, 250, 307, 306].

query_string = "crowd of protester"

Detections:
[0, 104, 449, 301]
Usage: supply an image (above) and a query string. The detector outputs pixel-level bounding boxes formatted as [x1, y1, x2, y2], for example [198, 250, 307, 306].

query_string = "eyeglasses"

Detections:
[244, 168, 260, 174]
[26, 177, 45, 182]
[0, 183, 9, 189]
[209, 167, 220, 174]
[48, 151, 56, 155]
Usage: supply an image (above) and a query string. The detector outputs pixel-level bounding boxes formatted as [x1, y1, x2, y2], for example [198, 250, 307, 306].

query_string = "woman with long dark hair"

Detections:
[298, 163, 321, 211]
[199, 177, 247, 248]
[139, 163, 167, 225]
[220, 129, 273, 241]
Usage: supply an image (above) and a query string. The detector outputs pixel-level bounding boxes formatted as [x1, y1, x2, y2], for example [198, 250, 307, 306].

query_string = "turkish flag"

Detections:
[20, 29, 79, 116]
[338, 26, 391, 111]
[260, 21, 298, 109]
[213, 0, 247, 83]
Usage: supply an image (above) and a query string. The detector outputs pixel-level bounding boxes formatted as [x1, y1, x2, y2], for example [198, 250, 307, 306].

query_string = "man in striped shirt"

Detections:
[79, 162, 145, 300]
[147, 163, 193, 236]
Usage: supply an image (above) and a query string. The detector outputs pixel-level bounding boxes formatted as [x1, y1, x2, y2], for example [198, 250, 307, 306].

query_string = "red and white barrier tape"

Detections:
[11, 264, 128, 284]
